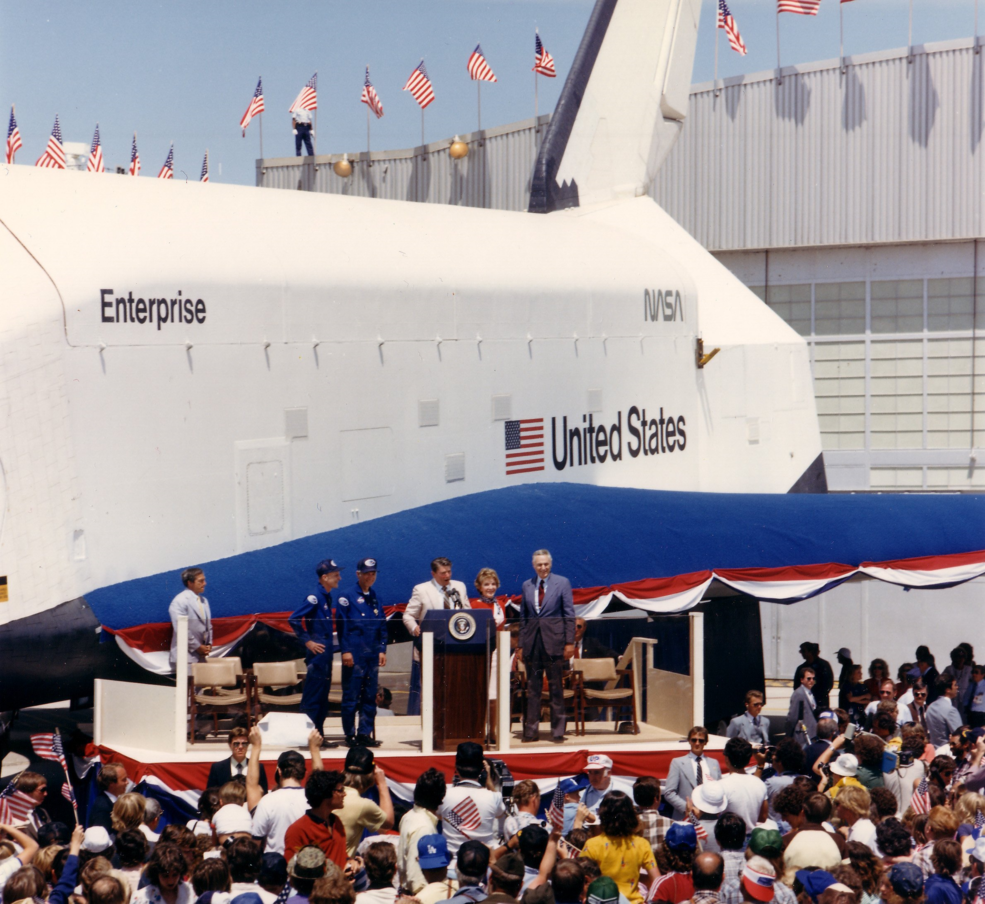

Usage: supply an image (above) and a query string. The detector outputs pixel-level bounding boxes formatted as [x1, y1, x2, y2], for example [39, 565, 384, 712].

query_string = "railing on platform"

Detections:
[257, 115, 551, 213]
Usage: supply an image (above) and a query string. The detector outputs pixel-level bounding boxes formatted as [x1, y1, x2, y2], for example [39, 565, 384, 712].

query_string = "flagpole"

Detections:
[477, 81, 482, 131]
[259, 112, 264, 162]
[977, 0, 980, 54]
[908, 0, 913, 60]
[840, 3, 844, 72]
[535, 71, 539, 120]
[776, 7, 782, 84]
[714, 13, 720, 96]
[421, 109, 425, 149]
[56, 729, 79, 825]
[367, 105, 371, 157]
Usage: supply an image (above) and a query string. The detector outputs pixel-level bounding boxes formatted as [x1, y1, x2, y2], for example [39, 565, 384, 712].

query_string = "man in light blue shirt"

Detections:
[581, 755, 614, 813]
[926, 675, 963, 747]
[727, 691, 771, 746]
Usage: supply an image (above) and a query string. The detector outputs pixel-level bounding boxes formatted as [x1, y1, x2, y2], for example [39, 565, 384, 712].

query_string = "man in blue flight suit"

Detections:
[336, 558, 387, 748]
[289, 558, 343, 748]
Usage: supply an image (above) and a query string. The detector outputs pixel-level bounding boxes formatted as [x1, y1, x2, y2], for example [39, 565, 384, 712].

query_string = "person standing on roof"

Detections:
[290, 559, 343, 746]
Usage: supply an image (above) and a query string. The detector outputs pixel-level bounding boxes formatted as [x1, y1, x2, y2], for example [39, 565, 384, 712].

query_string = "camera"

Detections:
[487, 758, 515, 801]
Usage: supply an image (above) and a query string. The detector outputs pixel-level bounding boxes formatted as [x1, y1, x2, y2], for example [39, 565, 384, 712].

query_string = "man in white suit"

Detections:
[169, 567, 213, 670]
[662, 725, 722, 821]
[402, 557, 470, 716]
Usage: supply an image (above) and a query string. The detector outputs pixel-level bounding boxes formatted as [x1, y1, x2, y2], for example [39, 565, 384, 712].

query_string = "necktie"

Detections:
[753, 716, 760, 727]
[695, 756, 704, 785]
[235, 762, 243, 775]
[538, 580, 545, 613]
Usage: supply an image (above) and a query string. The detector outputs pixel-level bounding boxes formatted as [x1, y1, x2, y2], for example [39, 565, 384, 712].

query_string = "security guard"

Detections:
[336, 558, 387, 748]
[289, 558, 342, 747]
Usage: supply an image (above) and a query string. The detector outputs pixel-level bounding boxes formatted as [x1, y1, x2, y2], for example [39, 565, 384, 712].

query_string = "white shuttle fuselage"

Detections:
[0, 0, 824, 709]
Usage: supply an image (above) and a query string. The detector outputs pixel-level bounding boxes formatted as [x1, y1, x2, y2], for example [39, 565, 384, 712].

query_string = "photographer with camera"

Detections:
[438, 743, 508, 859]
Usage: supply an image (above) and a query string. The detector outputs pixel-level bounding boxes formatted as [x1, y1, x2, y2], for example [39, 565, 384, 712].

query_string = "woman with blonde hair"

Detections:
[112, 793, 148, 835]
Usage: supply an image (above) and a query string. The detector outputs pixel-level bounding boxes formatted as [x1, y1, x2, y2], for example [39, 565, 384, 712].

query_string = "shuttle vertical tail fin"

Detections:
[529, 0, 701, 213]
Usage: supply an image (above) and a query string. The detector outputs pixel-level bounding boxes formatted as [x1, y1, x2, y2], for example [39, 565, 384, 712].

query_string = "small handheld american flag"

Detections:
[200, 150, 209, 183]
[547, 784, 565, 830]
[87, 124, 105, 173]
[974, 808, 985, 838]
[687, 812, 709, 842]
[289, 73, 318, 113]
[129, 134, 140, 177]
[6, 106, 23, 164]
[240, 77, 265, 136]
[534, 32, 556, 77]
[31, 732, 68, 769]
[35, 115, 65, 169]
[718, 0, 747, 56]
[0, 783, 37, 825]
[362, 68, 384, 120]
[403, 61, 435, 109]
[911, 774, 931, 815]
[157, 144, 174, 180]
[468, 45, 498, 83]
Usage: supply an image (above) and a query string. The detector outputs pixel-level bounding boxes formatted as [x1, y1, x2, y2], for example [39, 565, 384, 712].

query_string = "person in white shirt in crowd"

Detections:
[863, 681, 897, 726]
[663, 729, 723, 822]
[581, 754, 620, 816]
[727, 692, 771, 747]
[502, 781, 544, 841]
[833, 785, 878, 855]
[215, 804, 255, 846]
[398, 768, 446, 895]
[354, 842, 398, 904]
[718, 738, 768, 839]
[438, 743, 507, 859]
[140, 798, 162, 846]
[251, 750, 311, 855]
[0, 823, 39, 890]
[134, 841, 195, 904]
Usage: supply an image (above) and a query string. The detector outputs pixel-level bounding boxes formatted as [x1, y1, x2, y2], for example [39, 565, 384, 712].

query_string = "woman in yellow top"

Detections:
[581, 791, 658, 904]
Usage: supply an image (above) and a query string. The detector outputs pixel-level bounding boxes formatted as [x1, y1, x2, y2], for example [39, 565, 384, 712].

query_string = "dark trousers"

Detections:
[524, 633, 566, 739]
[300, 649, 332, 731]
[295, 123, 313, 156]
[341, 654, 379, 737]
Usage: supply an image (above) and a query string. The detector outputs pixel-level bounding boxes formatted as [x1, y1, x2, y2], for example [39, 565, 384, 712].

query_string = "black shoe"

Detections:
[343, 735, 357, 747]
[320, 738, 340, 749]
[356, 734, 382, 748]
[551, 735, 568, 744]
[521, 735, 538, 743]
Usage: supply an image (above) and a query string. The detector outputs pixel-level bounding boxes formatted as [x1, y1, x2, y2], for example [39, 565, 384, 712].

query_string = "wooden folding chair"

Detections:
[253, 661, 305, 718]
[572, 657, 639, 735]
[189, 660, 250, 744]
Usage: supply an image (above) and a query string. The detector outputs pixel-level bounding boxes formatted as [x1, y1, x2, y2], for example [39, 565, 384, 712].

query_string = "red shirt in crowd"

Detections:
[284, 810, 348, 869]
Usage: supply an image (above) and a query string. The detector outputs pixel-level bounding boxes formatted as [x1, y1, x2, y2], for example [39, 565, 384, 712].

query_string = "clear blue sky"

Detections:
[0, 0, 979, 186]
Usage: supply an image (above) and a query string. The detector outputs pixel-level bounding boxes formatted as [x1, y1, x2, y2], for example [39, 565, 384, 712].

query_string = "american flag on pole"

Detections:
[289, 73, 318, 113]
[446, 796, 482, 831]
[87, 124, 105, 172]
[973, 808, 985, 839]
[157, 144, 174, 180]
[6, 107, 22, 164]
[200, 150, 209, 183]
[686, 812, 709, 842]
[240, 77, 265, 136]
[547, 785, 565, 830]
[129, 134, 140, 176]
[61, 782, 76, 806]
[718, 0, 748, 55]
[468, 45, 498, 82]
[505, 419, 545, 475]
[911, 774, 932, 815]
[362, 68, 384, 119]
[403, 61, 435, 109]
[778, 0, 821, 14]
[31, 732, 68, 769]
[534, 32, 556, 77]
[35, 115, 65, 169]
[0, 784, 37, 825]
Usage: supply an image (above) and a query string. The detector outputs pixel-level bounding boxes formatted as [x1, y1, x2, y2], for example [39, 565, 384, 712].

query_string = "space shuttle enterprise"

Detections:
[0, 0, 828, 711]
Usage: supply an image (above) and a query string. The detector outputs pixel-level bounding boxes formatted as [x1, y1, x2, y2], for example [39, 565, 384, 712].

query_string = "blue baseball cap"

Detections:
[666, 822, 697, 851]
[558, 775, 590, 794]
[418, 834, 450, 869]
[357, 558, 378, 573]
[316, 559, 343, 576]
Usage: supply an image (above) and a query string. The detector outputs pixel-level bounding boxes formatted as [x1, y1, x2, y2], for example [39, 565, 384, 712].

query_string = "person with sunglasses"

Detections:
[786, 669, 818, 750]
[663, 727, 722, 822]
[207, 726, 268, 793]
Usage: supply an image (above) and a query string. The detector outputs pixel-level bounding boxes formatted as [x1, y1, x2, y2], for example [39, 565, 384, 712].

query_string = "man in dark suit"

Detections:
[87, 762, 128, 831]
[520, 548, 575, 743]
[206, 727, 268, 791]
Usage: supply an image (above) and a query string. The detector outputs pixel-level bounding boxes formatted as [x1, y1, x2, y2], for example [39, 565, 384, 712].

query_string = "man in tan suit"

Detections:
[403, 557, 470, 715]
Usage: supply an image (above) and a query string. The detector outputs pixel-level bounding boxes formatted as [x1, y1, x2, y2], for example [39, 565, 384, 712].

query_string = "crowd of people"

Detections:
[4, 640, 985, 904]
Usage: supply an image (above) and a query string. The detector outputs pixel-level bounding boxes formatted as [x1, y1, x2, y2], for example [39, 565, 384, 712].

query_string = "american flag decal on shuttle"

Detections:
[505, 418, 545, 475]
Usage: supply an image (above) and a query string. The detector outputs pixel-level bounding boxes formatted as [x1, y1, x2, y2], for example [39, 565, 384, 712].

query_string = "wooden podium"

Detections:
[421, 609, 494, 751]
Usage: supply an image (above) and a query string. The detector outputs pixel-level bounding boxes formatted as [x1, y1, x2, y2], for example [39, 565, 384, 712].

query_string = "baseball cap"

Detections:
[558, 775, 591, 794]
[830, 753, 859, 777]
[587, 877, 620, 904]
[796, 870, 838, 903]
[81, 826, 112, 853]
[357, 558, 378, 573]
[691, 780, 727, 815]
[418, 834, 451, 869]
[494, 852, 525, 880]
[800, 642, 820, 653]
[666, 822, 698, 852]
[817, 711, 836, 721]
[456, 742, 485, 772]
[584, 754, 613, 771]
[971, 837, 985, 864]
[888, 864, 923, 899]
[345, 745, 375, 775]
[231, 895, 264, 904]
[213, 803, 253, 836]
[748, 828, 784, 859]
[836, 647, 852, 659]
[288, 846, 327, 881]
[316, 559, 343, 576]
[743, 858, 776, 902]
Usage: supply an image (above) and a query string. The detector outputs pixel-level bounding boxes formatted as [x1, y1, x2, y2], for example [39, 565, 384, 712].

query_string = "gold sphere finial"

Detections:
[449, 136, 468, 160]
[334, 153, 352, 177]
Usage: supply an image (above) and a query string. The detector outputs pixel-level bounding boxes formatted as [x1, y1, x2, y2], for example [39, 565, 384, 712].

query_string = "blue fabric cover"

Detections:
[87, 483, 985, 629]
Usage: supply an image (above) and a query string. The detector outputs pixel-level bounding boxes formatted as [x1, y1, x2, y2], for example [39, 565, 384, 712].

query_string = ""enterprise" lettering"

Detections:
[100, 289, 206, 329]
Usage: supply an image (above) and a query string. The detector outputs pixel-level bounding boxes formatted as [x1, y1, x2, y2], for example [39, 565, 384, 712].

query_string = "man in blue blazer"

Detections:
[662, 725, 722, 821]
[520, 548, 575, 742]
